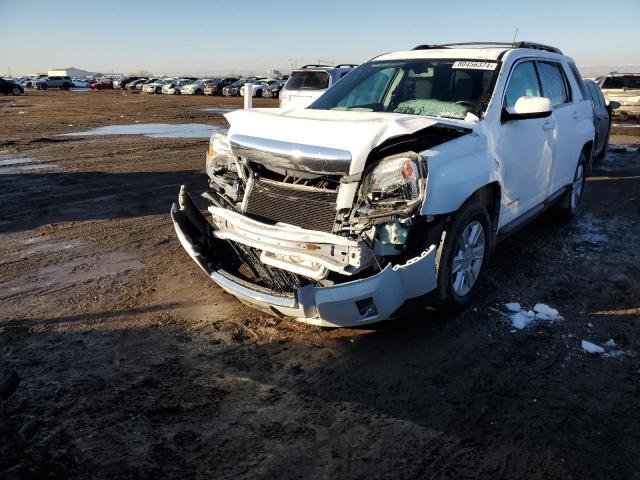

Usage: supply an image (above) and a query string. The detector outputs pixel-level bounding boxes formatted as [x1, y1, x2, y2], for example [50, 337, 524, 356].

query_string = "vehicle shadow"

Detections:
[0, 170, 208, 234]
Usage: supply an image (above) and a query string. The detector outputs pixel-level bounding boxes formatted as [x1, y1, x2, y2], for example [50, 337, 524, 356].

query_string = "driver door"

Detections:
[494, 60, 554, 227]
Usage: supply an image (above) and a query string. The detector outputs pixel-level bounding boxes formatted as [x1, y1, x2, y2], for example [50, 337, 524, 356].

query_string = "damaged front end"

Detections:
[172, 121, 465, 327]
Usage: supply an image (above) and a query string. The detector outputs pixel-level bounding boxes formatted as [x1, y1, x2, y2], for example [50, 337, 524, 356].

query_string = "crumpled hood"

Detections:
[225, 108, 461, 174]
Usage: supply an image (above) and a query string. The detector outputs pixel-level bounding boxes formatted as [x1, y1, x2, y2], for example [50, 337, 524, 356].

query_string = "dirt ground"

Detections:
[1, 90, 639, 479]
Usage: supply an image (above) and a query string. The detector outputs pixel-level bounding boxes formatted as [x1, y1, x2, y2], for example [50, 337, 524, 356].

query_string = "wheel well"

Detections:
[582, 141, 594, 161]
[468, 182, 501, 238]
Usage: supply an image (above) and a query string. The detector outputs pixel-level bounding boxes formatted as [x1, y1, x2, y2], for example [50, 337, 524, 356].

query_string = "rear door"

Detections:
[586, 82, 610, 153]
[536, 61, 577, 193]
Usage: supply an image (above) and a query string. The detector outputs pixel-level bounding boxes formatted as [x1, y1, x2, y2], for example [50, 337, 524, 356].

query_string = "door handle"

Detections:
[543, 121, 554, 130]
[572, 111, 579, 120]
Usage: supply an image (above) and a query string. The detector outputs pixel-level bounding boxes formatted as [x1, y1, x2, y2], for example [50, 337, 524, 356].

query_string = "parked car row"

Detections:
[0, 77, 24, 95]
[111, 75, 287, 97]
[10, 75, 110, 91]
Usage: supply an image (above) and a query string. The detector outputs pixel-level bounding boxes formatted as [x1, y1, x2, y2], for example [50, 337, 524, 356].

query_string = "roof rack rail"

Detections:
[334, 63, 358, 68]
[412, 41, 562, 54]
[513, 41, 562, 54]
[299, 64, 333, 69]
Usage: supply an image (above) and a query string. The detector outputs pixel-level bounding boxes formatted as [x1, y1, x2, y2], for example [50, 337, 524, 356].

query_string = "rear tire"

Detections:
[11, 87, 21, 96]
[559, 152, 587, 217]
[436, 202, 492, 309]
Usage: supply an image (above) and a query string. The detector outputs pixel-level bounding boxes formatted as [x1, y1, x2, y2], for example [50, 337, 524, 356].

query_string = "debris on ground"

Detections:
[505, 302, 563, 329]
[582, 340, 605, 354]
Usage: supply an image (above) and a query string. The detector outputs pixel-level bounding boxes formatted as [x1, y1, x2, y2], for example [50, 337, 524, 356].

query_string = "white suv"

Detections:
[279, 64, 356, 109]
[172, 42, 595, 327]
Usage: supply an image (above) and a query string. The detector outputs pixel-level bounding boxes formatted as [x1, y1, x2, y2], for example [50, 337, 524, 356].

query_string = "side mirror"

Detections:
[502, 96, 552, 122]
[608, 100, 621, 110]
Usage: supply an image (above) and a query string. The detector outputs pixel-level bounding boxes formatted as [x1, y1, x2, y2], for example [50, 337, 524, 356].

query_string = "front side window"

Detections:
[311, 59, 500, 119]
[537, 62, 570, 107]
[504, 61, 542, 109]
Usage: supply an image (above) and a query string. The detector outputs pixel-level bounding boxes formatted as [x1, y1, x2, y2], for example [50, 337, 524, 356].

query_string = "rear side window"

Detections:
[603, 76, 640, 89]
[504, 61, 541, 109]
[537, 62, 570, 107]
[567, 62, 587, 99]
[285, 71, 330, 91]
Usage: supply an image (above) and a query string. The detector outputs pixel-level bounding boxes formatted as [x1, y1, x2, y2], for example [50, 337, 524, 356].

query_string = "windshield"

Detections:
[602, 76, 640, 89]
[310, 59, 499, 119]
[286, 71, 330, 91]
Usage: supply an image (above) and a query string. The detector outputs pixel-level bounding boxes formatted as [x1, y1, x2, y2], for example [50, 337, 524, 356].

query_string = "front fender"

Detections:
[422, 135, 499, 215]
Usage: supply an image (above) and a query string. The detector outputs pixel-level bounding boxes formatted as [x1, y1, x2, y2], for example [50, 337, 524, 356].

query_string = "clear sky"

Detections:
[1, 0, 639, 76]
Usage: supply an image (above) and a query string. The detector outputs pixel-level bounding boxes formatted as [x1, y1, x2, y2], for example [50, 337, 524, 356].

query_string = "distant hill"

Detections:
[579, 64, 640, 78]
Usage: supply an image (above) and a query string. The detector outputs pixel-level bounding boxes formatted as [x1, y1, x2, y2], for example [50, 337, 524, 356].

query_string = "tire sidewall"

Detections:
[564, 152, 588, 215]
[436, 203, 492, 307]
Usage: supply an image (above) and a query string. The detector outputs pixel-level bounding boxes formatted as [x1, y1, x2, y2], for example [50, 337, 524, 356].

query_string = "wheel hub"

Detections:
[451, 220, 485, 296]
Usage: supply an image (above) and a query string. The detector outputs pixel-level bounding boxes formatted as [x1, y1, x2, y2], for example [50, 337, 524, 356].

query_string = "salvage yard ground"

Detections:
[1, 91, 639, 479]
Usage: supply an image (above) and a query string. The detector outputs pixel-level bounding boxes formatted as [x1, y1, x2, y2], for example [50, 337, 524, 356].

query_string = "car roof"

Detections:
[374, 42, 566, 63]
[375, 48, 507, 62]
[604, 72, 640, 77]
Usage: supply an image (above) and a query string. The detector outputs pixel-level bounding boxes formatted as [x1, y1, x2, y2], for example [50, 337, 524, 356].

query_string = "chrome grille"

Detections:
[246, 180, 338, 233]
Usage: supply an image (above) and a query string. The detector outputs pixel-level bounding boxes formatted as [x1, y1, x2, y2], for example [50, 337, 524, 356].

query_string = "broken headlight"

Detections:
[364, 152, 425, 208]
[206, 132, 236, 177]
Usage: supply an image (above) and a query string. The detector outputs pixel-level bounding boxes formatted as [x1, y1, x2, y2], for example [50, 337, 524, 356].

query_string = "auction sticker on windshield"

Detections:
[452, 61, 498, 70]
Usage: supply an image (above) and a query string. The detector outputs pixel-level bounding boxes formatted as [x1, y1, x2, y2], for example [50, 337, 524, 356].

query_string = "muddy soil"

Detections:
[1, 90, 639, 479]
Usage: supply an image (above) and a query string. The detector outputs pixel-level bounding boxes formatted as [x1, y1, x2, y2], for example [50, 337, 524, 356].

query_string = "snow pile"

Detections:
[582, 338, 628, 358]
[581, 340, 604, 354]
[533, 303, 562, 321]
[505, 302, 563, 330]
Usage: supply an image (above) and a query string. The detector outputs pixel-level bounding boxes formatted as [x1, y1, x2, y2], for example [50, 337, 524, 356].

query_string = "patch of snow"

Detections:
[582, 340, 604, 354]
[62, 123, 226, 139]
[201, 107, 237, 114]
[605, 339, 617, 348]
[0, 158, 37, 166]
[533, 303, 563, 321]
[504, 302, 563, 330]
[505, 302, 522, 312]
[0, 157, 58, 174]
[511, 310, 536, 330]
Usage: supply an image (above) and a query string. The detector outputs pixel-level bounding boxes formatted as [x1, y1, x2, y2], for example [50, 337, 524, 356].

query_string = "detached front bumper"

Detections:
[171, 186, 438, 328]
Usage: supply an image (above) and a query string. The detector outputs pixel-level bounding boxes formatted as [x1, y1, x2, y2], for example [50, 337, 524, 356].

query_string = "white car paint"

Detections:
[174, 44, 595, 327]
[239, 81, 275, 97]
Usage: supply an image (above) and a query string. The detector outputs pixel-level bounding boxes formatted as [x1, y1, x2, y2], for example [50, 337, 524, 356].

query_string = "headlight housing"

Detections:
[206, 133, 236, 176]
[363, 152, 425, 208]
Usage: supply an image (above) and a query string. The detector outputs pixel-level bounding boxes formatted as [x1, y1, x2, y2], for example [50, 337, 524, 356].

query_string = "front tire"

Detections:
[559, 152, 587, 217]
[436, 202, 492, 308]
[11, 87, 21, 96]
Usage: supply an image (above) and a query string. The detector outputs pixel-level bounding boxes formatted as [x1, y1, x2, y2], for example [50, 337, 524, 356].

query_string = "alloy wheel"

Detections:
[571, 163, 585, 209]
[451, 220, 485, 296]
